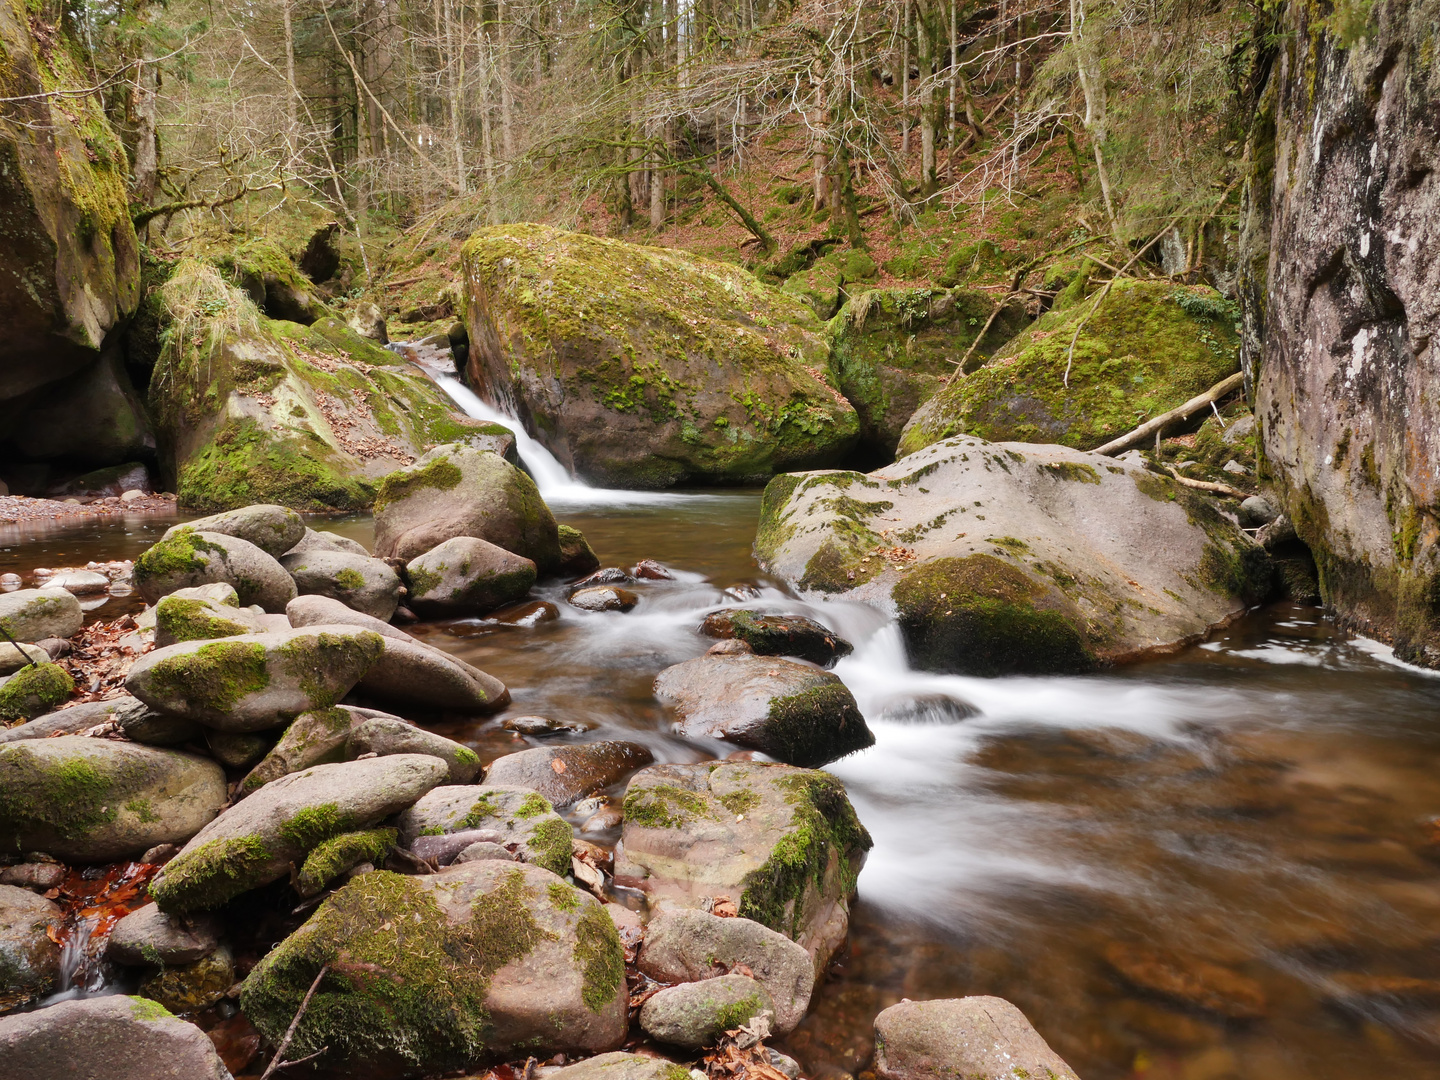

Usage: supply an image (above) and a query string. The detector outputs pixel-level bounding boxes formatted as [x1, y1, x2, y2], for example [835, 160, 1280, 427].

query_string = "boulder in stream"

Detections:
[280, 548, 403, 621]
[0, 736, 227, 862]
[347, 716, 481, 783]
[240, 862, 627, 1077]
[107, 905, 221, 967]
[558, 524, 602, 577]
[654, 652, 873, 768]
[484, 742, 654, 808]
[873, 996, 1079, 1080]
[615, 761, 870, 969]
[639, 973, 774, 1049]
[397, 784, 574, 875]
[700, 610, 853, 667]
[756, 436, 1272, 675]
[154, 586, 266, 648]
[149, 754, 448, 912]
[372, 442, 561, 568]
[460, 224, 858, 487]
[285, 527, 371, 558]
[0, 884, 61, 1009]
[0, 587, 83, 642]
[405, 535, 537, 616]
[134, 529, 297, 612]
[162, 505, 305, 558]
[126, 625, 386, 732]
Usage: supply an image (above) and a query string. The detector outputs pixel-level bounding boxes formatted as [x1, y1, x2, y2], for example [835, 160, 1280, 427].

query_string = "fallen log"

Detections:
[1092, 371, 1245, 457]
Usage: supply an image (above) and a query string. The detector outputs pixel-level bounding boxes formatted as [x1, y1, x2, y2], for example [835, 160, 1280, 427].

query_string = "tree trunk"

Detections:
[1070, 0, 1118, 232]
[901, 0, 911, 155]
[499, 0, 516, 163]
[441, 0, 466, 192]
[132, 52, 159, 207]
[919, 1, 936, 197]
[947, 0, 957, 151]
[282, 0, 299, 141]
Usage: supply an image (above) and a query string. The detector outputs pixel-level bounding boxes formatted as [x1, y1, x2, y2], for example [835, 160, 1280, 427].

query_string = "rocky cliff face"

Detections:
[1255, 0, 1440, 664]
[0, 1, 149, 484]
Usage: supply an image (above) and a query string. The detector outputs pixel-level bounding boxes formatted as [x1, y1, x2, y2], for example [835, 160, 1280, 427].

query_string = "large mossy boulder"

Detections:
[134, 529, 297, 611]
[0, 736, 227, 862]
[460, 223, 858, 487]
[755, 436, 1272, 675]
[240, 862, 628, 1078]
[145, 260, 508, 512]
[897, 280, 1240, 457]
[614, 761, 871, 970]
[828, 288, 1029, 457]
[0, 3, 139, 403]
[372, 442, 560, 566]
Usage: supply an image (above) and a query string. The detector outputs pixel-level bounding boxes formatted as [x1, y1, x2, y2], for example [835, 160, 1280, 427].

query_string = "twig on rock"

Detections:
[259, 963, 329, 1079]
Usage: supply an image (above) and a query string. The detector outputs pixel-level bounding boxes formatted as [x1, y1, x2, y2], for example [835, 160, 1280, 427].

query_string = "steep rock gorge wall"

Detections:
[1254, 0, 1440, 664]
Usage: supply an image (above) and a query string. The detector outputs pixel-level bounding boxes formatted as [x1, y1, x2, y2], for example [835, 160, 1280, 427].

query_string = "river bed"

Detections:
[6, 487, 1440, 1080]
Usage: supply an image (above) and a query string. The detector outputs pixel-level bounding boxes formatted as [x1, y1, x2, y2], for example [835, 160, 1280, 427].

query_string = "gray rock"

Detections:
[0, 737, 227, 862]
[0, 994, 234, 1080]
[134, 530, 297, 612]
[285, 594, 509, 712]
[701, 610, 853, 668]
[557, 524, 601, 577]
[397, 784, 573, 876]
[154, 589, 266, 649]
[372, 443, 562, 569]
[1239, 494, 1281, 528]
[285, 527, 371, 557]
[205, 729, 271, 769]
[639, 907, 815, 1034]
[137, 944, 235, 1013]
[654, 653, 873, 769]
[755, 439, 1271, 675]
[615, 762, 870, 971]
[126, 625, 387, 733]
[0, 587, 83, 642]
[280, 548, 402, 621]
[569, 585, 638, 612]
[163, 505, 305, 558]
[453, 841, 518, 864]
[406, 535, 536, 616]
[873, 997, 1079, 1080]
[0, 862, 65, 890]
[484, 741, 654, 808]
[0, 696, 145, 744]
[150, 754, 449, 912]
[107, 905, 221, 967]
[45, 569, 110, 595]
[239, 706, 376, 795]
[0, 884, 60, 1008]
[1222, 459, 1248, 476]
[0, 642, 48, 675]
[545, 1052, 686, 1080]
[113, 696, 206, 746]
[410, 827, 505, 865]
[240, 862, 627, 1073]
[503, 715, 593, 736]
[639, 974, 774, 1049]
[347, 716, 481, 783]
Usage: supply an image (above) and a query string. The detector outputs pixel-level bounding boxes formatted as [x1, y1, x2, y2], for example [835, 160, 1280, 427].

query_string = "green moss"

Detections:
[623, 783, 712, 830]
[1040, 461, 1101, 484]
[150, 834, 274, 912]
[373, 457, 464, 513]
[155, 597, 251, 644]
[143, 640, 270, 714]
[763, 683, 874, 767]
[892, 555, 1098, 676]
[574, 902, 624, 1014]
[738, 772, 872, 940]
[334, 568, 366, 591]
[455, 747, 479, 767]
[406, 565, 443, 599]
[527, 816, 574, 876]
[295, 828, 397, 896]
[715, 993, 767, 1031]
[0, 662, 74, 721]
[719, 789, 761, 816]
[547, 880, 581, 912]
[459, 792, 502, 829]
[134, 529, 225, 588]
[279, 803, 354, 849]
[0, 749, 118, 845]
[277, 630, 385, 707]
[516, 792, 552, 819]
[127, 997, 177, 1023]
[125, 797, 160, 824]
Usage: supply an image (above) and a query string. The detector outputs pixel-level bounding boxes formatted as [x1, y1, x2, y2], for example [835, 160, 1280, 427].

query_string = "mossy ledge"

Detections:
[0, 661, 75, 721]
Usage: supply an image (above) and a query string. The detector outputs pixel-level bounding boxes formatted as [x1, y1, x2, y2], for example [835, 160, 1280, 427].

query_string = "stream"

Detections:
[6, 373, 1440, 1080]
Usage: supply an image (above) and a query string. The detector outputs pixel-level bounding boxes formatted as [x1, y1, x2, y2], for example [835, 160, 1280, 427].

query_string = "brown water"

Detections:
[7, 495, 1440, 1080]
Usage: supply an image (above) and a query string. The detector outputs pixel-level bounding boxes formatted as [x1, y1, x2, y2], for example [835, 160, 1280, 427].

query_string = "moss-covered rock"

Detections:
[345, 716, 482, 784]
[897, 280, 1240, 457]
[212, 237, 326, 324]
[154, 591, 263, 649]
[0, 1, 139, 404]
[133, 528, 297, 612]
[397, 784, 574, 876]
[405, 535, 536, 616]
[146, 260, 499, 512]
[754, 436, 1272, 674]
[779, 248, 879, 319]
[0, 662, 74, 722]
[0, 736, 227, 861]
[280, 549, 403, 621]
[126, 626, 386, 733]
[294, 827, 397, 897]
[239, 706, 370, 795]
[163, 504, 304, 558]
[0, 588, 83, 643]
[461, 223, 858, 487]
[639, 974, 774, 1049]
[137, 945, 235, 1014]
[149, 754, 449, 912]
[700, 610, 853, 667]
[373, 442, 561, 567]
[239, 862, 627, 1075]
[615, 761, 871, 969]
[557, 524, 601, 577]
[828, 287, 1030, 457]
[0, 883, 60, 1010]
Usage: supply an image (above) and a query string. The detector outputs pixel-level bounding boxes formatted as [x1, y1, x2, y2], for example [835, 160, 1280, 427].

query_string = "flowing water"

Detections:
[7, 374, 1440, 1080]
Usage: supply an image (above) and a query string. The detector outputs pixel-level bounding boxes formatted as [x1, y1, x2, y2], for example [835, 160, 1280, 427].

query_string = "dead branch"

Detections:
[259, 963, 329, 1080]
[1092, 371, 1245, 456]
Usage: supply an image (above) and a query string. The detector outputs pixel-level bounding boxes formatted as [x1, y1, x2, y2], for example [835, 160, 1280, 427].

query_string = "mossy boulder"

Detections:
[754, 436, 1272, 675]
[146, 260, 500, 512]
[0, 736, 227, 862]
[0, 662, 74, 722]
[280, 549, 403, 621]
[0, 1, 139, 404]
[396, 784, 574, 876]
[897, 280, 1240, 457]
[405, 535, 537, 617]
[346, 716, 482, 784]
[482, 742, 654, 809]
[700, 610, 853, 668]
[240, 862, 628, 1076]
[874, 997, 1080, 1080]
[107, 905, 220, 967]
[461, 223, 859, 487]
[0, 587, 83, 642]
[639, 974, 773, 1049]
[134, 529, 297, 612]
[149, 754, 449, 913]
[212, 237, 325, 324]
[163, 504, 304, 557]
[126, 626, 387, 733]
[614, 761, 871, 970]
[779, 248, 879, 319]
[137, 945, 235, 1013]
[829, 287, 1030, 457]
[557, 524, 601, 577]
[239, 705, 373, 795]
[654, 652, 873, 768]
[545, 1053, 693, 1080]
[154, 589, 265, 649]
[373, 442, 561, 567]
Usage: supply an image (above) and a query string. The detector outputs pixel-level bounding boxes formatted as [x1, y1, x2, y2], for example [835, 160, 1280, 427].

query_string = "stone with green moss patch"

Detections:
[0, 588, 84, 643]
[0, 662, 74, 722]
[405, 535, 537, 617]
[397, 784, 575, 876]
[239, 861, 627, 1073]
[638, 972, 774, 1049]
[294, 828, 398, 897]
[280, 549, 402, 621]
[154, 595, 259, 648]
[134, 529, 297, 612]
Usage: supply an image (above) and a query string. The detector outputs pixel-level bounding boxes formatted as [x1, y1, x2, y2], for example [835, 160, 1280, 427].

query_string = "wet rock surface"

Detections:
[484, 741, 655, 808]
[406, 535, 537, 616]
[107, 905, 221, 967]
[640, 973, 774, 1049]
[397, 784, 574, 875]
[700, 610, 853, 667]
[873, 996, 1080, 1080]
[569, 585, 639, 612]
[0, 884, 60, 1009]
